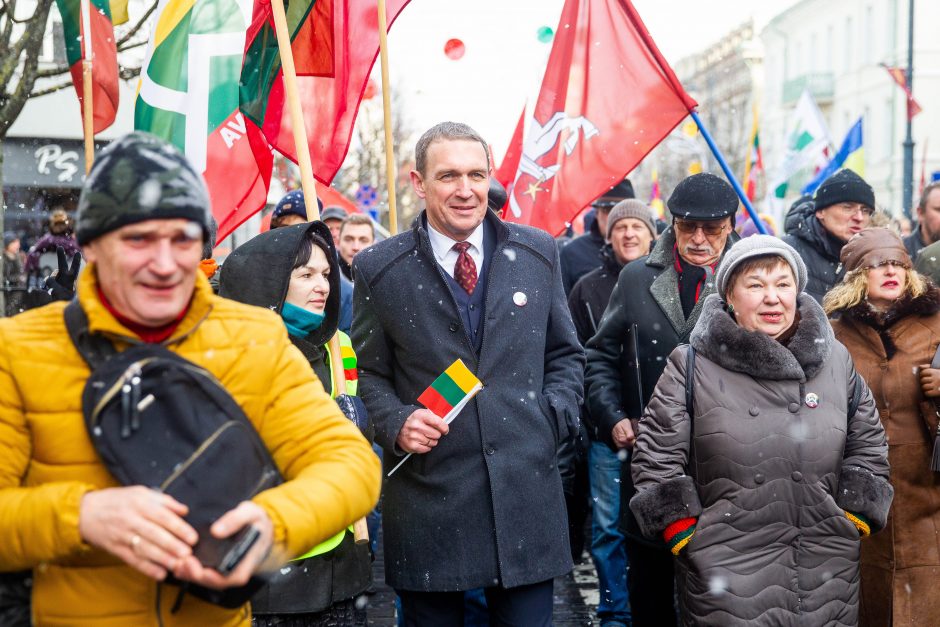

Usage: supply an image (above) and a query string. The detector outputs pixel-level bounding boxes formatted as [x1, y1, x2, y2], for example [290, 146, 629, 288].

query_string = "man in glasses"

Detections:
[560, 179, 635, 293]
[782, 168, 875, 303]
[584, 172, 739, 627]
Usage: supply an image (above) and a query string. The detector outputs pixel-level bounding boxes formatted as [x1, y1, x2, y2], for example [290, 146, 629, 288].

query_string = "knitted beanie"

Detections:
[715, 234, 808, 297]
[814, 169, 875, 211]
[76, 132, 211, 245]
[840, 227, 912, 273]
[606, 199, 657, 240]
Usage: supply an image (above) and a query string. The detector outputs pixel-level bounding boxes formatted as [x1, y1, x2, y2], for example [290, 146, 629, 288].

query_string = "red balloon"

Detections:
[444, 38, 465, 60]
[363, 79, 378, 100]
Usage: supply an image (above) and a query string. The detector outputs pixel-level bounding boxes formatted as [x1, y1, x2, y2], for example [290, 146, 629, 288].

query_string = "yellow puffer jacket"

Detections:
[0, 267, 382, 626]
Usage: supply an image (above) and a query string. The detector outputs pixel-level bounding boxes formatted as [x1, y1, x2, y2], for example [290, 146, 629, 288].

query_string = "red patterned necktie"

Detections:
[452, 242, 478, 295]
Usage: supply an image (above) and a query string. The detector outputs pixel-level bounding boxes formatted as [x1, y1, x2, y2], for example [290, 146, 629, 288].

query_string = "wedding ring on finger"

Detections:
[130, 534, 142, 554]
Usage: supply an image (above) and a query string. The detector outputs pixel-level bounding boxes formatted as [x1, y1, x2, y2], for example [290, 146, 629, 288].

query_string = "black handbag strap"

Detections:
[64, 299, 117, 368]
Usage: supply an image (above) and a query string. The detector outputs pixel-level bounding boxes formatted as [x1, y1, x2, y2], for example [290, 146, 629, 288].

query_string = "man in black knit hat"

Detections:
[585, 172, 739, 627]
[781, 168, 874, 303]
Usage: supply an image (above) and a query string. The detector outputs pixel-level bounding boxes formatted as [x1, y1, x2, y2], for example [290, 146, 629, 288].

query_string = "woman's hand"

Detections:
[919, 365, 940, 398]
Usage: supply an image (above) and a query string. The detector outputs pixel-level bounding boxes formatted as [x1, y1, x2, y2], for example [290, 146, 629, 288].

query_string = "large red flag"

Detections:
[506, 0, 696, 235]
[241, 0, 411, 185]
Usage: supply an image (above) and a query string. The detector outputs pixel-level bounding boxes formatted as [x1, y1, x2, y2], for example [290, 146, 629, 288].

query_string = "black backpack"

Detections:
[64, 300, 282, 609]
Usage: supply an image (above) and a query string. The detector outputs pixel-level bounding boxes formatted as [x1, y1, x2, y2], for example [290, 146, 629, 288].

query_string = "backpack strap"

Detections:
[64, 299, 117, 368]
[685, 344, 696, 422]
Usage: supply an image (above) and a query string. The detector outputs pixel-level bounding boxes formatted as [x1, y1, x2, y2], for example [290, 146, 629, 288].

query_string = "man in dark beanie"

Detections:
[782, 168, 874, 303]
[560, 178, 635, 293]
[585, 172, 740, 627]
[0, 132, 380, 625]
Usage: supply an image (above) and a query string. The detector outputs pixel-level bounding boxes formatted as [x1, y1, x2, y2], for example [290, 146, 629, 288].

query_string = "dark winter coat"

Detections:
[830, 289, 940, 627]
[219, 221, 372, 614]
[630, 294, 893, 626]
[568, 244, 623, 439]
[781, 200, 846, 303]
[560, 212, 605, 294]
[903, 225, 928, 260]
[583, 227, 739, 542]
[352, 210, 584, 591]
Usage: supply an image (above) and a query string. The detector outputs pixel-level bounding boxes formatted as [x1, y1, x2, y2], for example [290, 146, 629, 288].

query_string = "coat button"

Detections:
[791, 471, 803, 482]
[485, 446, 495, 455]
[754, 473, 765, 484]
[449, 322, 459, 332]
[788, 402, 800, 413]
[749, 406, 760, 416]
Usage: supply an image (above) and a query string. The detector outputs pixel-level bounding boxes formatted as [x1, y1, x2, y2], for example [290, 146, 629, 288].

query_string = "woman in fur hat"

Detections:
[825, 227, 940, 626]
[629, 235, 892, 626]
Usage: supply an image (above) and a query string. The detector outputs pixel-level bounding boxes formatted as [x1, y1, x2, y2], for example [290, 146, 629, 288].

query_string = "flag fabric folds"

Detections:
[135, 0, 273, 243]
[417, 359, 483, 421]
[881, 64, 922, 120]
[649, 168, 665, 220]
[765, 90, 832, 212]
[742, 108, 764, 202]
[56, 0, 120, 133]
[240, 0, 411, 186]
[504, 0, 696, 236]
[802, 118, 864, 195]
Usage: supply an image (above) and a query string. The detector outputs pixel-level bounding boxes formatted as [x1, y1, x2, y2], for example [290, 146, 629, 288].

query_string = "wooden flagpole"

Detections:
[270, 0, 369, 544]
[377, 0, 398, 235]
[80, 0, 95, 173]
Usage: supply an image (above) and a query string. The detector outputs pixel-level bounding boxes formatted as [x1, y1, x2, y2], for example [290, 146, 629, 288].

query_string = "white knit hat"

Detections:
[715, 235, 808, 297]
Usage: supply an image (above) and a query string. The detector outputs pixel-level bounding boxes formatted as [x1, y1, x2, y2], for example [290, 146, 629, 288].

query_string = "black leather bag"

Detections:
[65, 301, 282, 608]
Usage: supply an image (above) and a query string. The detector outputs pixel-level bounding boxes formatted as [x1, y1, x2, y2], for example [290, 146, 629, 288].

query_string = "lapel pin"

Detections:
[804, 392, 819, 409]
[513, 291, 527, 307]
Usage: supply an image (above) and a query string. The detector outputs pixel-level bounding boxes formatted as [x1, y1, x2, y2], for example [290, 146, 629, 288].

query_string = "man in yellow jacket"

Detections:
[0, 132, 381, 626]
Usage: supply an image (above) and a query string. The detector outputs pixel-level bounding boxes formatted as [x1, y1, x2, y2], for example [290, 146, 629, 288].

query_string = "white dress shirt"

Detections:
[426, 220, 485, 278]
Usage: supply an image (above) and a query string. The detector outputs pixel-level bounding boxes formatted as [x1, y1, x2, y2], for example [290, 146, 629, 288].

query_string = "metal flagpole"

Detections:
[689, 110, 767, 234]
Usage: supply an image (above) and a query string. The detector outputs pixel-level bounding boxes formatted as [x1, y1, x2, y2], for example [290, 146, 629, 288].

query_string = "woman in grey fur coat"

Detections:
[629, 236, 893, 626]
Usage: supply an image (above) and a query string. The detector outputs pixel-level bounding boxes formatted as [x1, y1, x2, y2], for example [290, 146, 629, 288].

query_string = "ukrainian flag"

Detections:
[802, 118, 865, 194]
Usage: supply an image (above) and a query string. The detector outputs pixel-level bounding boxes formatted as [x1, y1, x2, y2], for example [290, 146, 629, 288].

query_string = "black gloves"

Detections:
[42, 247, 81, 301]
[335, 394, 373, 442]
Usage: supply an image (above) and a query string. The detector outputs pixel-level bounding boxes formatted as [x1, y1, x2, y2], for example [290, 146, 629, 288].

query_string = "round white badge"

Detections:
[513, 291, 528, 307]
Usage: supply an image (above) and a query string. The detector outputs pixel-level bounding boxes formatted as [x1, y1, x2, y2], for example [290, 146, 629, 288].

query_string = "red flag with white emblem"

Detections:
[505, 0, 696, 235]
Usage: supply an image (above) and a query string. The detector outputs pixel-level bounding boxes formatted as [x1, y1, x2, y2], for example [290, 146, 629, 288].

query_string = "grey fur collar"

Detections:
[690, 293, 834, 380]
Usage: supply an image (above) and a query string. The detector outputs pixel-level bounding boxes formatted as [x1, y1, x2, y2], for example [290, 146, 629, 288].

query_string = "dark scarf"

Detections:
[841, 287, 940, 359]
[674, 244, 717, 318]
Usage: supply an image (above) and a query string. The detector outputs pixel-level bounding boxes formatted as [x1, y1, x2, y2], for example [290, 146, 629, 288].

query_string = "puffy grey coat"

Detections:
[630, 294, 893, 626]
[352, 210, 584, 591]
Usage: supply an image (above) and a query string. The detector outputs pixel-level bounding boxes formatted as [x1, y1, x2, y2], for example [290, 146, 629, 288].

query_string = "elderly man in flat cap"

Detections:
[584, 172, 740, 627]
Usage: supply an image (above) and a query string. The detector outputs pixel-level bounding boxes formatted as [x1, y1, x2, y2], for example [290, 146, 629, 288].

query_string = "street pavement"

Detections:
[364, 526, 598, 626]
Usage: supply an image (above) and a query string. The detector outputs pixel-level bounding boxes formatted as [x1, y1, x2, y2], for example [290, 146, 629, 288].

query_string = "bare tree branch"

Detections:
[117, 37, 148, 54]
[36, 63, 72, 79]
[28, 78, 73, 99]
[0, 0, 55, 138]
[116, 0, 157, 47]
[0, 0, 32, 24]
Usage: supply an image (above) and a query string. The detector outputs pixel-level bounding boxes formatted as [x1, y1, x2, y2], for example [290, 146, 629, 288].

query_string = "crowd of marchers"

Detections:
[0, 122, 938, 627]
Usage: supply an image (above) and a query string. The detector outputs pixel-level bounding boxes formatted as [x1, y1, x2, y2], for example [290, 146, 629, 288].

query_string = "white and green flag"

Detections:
[766, 90, 833, 217]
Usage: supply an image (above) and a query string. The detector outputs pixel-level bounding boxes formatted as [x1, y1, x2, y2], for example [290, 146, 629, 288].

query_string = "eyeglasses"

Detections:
[834, 203, 875, 217]
[673, 220, 728, 236]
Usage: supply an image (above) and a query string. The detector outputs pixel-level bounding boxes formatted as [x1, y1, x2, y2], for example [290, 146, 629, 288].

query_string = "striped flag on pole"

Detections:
[134, 0, 273, 242]
[55, 0, 123, 133]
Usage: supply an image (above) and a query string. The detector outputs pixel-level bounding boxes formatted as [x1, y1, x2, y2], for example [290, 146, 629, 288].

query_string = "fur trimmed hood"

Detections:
[835, 285, 940, 358]
[690, 293, 834, 380]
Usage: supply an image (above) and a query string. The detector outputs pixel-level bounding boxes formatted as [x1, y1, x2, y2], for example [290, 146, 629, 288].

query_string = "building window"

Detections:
[884, 99, 894, 163]
[864, 5, 875, 64]
[845, 16, 854, 72]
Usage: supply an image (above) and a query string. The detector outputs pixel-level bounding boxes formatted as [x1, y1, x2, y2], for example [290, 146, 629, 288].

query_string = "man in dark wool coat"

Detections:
[352, 121, 584, 626]
[584, 172, 740, 627]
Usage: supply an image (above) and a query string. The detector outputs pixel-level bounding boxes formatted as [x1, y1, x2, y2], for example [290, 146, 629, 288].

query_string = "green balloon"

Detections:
[537, 26, 554, 43]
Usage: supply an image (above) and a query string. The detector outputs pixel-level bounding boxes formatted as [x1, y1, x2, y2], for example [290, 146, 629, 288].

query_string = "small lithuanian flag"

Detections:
[417, 359, 483, 421]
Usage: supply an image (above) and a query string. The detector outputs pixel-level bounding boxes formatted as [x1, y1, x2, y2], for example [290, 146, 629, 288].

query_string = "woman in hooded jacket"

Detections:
[220, 221, 373, 626]
[825, 227, 940, 626]
[629, 235, 893, 626]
